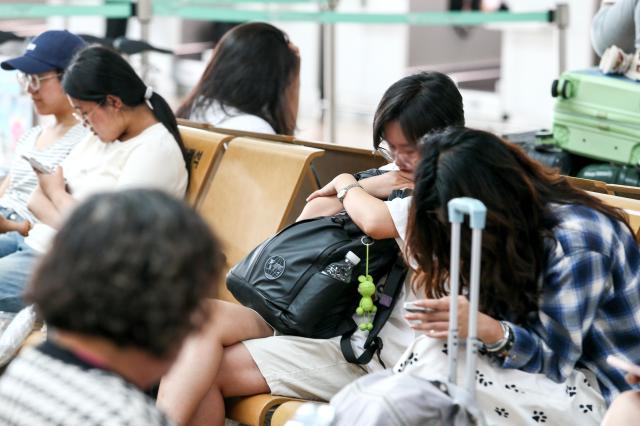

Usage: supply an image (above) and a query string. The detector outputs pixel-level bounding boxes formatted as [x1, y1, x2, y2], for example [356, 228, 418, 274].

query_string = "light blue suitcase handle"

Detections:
[446, 197, 487, 408]
[447, 197, 487, 229]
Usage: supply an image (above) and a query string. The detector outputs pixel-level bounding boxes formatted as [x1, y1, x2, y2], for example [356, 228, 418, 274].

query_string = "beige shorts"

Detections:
[242, 335, 370, 401]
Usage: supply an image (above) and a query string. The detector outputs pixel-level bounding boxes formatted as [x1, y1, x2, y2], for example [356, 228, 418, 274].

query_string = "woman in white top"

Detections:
[176, 22, 300, 135]
[0, 30, 87, 235]
[157, 72, 465, 426]
[0, 45, 189, 312]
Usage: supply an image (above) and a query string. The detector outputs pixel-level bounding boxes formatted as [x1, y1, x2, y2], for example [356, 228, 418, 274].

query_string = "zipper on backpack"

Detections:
[244, 219, 339, 279]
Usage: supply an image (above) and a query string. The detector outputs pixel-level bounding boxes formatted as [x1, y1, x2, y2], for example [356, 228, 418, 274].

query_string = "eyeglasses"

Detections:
[72, 102, 103, 127]
[16, 72, 61, 92]
[376, 145, 394, 162]
[376, 141, 418, 163]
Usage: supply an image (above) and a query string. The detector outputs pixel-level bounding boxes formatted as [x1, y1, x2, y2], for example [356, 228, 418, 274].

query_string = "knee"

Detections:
[217, 343, 268, 397]
[205, 300, 271, 346]
[215, 347, 242, 395]
[202, 300, 241, 344]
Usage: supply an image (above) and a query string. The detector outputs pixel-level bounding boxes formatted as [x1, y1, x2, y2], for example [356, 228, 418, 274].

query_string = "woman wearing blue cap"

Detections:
[0, 30, 86, 237]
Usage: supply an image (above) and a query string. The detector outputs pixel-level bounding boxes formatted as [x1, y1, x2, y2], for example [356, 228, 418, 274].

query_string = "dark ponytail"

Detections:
[62, 45, 188, 166]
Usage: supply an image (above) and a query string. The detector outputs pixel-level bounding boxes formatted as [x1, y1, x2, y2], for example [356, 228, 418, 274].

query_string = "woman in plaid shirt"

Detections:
[398, 127, 640, 425]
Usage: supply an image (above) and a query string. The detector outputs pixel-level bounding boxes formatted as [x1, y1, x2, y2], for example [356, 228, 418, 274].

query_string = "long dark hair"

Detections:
[407, 127, 631, 323]
[176, 22, 299, 135]
[372, 71, 465, 149]
[62, 45, 188, 165]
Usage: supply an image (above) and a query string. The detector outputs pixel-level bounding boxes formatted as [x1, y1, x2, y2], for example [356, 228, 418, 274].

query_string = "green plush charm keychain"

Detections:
[356, 237, 377, 331]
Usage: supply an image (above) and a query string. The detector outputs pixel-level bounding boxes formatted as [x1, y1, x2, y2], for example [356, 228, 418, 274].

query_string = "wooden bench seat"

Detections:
[226, 395, 304, 426]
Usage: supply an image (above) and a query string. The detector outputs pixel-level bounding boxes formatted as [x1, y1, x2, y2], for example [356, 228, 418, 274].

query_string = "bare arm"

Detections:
[306, 171, 413, 202]
[28, 166, 76, 229]
[0, 175, 11, 198]
[299, 171, 413, 224]
[37, 166, 76, 214]
[326, 173, 399, 240]
[357, 171, 413, 199]
[28, 186, 63, 227]
[297, 196, 343, 221]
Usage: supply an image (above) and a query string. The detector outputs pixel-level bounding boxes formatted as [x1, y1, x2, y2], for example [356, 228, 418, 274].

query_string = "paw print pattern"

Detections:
[579, 404, 593, 414]
[532, 410, 547, 423]
[395, 352, 419, 372]
[494, 407, 509, 418]
[504, 383, 525, 394]
[566, 385, 577, 397]
[476, 371, 493, 387]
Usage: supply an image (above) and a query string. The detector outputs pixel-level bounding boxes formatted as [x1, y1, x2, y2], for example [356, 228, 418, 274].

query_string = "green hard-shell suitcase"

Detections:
[551, 69, 640, 166]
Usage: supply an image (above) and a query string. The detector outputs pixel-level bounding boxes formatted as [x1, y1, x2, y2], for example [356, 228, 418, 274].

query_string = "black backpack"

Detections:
[227, 211, 407, 365]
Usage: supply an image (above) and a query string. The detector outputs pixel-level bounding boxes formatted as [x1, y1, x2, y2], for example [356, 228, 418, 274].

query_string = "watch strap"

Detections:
[338, 183, 363, 203]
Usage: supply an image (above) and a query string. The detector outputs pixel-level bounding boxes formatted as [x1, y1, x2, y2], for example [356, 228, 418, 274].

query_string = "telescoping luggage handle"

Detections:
[447, 197, 487, 403]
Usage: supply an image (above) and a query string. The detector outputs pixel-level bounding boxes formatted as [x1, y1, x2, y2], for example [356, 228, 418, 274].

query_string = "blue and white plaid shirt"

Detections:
[501, 203, 640, 405]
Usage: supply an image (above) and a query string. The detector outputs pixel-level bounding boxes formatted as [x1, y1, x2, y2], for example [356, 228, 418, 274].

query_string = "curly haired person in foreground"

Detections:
[0, 189, 223, 426]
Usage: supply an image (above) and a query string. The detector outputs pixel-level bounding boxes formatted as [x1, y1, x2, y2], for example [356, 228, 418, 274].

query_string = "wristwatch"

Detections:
[337, 183, 363, 203]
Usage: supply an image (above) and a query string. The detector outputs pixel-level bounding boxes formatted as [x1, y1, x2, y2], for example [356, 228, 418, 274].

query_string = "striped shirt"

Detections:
[0, 124, 85, 223]
[0, 341, 174, 426]
[501, 203, 640, 404]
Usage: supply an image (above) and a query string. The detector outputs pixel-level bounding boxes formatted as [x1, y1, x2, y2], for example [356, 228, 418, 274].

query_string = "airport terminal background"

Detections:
[0, 0, 599, 174]
[4, 1, 640, 425]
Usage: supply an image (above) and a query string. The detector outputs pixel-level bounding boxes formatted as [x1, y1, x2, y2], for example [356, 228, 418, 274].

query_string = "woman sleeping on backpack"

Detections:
[378, 127, 640, 425]
[156, 71, 465, 426]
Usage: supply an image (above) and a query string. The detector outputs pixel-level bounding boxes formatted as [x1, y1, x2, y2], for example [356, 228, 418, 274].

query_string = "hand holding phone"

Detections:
[403, 301, 435, 314]
[21, 155, 53, 174]
[607, 355, 640, 377]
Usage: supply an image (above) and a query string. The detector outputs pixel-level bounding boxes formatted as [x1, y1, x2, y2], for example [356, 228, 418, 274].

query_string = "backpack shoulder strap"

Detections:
[340, 257, 407, 366]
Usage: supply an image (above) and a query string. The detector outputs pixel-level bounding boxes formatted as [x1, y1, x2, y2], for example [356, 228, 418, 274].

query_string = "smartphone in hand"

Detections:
[21, 155, 53, 174]
[403, 301, 435, 314]
[607, 355, 640, 377]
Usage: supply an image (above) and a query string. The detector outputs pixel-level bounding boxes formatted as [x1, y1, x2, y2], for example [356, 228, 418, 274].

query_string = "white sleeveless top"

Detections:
[191, 102, 276, 135]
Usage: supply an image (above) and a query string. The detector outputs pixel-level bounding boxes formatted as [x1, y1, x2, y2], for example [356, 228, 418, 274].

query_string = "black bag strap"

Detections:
[340, 257, 407, 366]
[331, 211, 364, 237]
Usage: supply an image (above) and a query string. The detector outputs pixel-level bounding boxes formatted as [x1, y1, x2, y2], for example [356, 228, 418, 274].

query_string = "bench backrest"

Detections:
[177, 119, 385, 228]
[605, 183, 640, 200]
[177, 118, 386, 187]
[197, 137, 324, 301]
[589, 191, 640, 240]
[179, 125, 231, 207]
[566, 176, 613, 195]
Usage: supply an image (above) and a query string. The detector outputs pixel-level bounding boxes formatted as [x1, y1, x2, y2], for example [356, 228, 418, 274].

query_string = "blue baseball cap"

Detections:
[1, 30, 86, 74]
